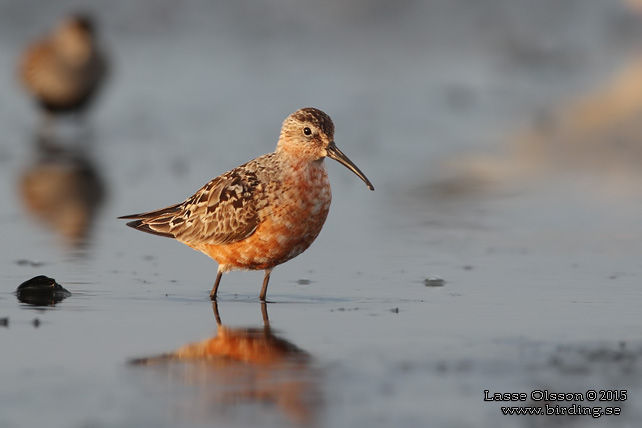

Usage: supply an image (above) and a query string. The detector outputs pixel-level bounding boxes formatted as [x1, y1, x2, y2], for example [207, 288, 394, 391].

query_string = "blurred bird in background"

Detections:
[19, 13, 108, 133]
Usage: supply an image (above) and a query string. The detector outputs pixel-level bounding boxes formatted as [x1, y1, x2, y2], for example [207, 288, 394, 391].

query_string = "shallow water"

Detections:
[2, 1, 642, 427]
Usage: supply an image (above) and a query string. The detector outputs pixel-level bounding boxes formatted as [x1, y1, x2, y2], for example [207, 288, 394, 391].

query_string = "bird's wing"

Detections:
[120, 162, 267, 245]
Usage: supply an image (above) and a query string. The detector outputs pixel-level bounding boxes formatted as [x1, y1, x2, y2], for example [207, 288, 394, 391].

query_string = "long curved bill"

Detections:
[326, 142, 374, 191]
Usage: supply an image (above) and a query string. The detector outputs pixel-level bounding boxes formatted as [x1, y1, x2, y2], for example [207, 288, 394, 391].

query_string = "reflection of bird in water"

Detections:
[19, 13, 108, 131]
[131, 302, 321, 426]
[19, 135, 106, 248]
[120, 108, 374, 301]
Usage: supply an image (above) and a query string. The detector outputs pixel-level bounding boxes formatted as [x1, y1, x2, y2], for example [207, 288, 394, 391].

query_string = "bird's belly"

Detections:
[199, 173, 332, 271]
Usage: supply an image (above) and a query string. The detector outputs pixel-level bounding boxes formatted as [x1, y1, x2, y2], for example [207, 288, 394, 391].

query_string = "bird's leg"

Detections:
[259, 268, 273, 302]
[260, 301, 270, 328]
[211, 301, 222, 326]
[210, 270, 223, 301]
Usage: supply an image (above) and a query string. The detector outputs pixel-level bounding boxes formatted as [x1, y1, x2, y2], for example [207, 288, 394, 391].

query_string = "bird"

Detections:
[19, 13, 107, 121]
[120, 107, 374, 301]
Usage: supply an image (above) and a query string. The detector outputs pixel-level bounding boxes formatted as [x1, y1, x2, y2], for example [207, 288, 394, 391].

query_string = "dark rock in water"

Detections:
[16, 275, 71, 306]
[424, 277, 446, 287]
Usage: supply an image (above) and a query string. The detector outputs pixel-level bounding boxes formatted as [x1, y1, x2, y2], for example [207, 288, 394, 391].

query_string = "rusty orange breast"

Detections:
[197, 158, 332, 271]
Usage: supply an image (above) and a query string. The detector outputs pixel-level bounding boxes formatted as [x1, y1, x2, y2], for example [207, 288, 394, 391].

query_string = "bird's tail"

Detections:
[118, 203, 183, 238]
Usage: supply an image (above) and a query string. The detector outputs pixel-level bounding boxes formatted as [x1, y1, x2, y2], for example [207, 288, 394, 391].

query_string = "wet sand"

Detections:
[2, 1, 642, 427]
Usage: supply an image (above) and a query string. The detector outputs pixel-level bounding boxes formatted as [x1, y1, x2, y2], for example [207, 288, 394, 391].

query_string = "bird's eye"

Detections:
[303, 127, 312, 136]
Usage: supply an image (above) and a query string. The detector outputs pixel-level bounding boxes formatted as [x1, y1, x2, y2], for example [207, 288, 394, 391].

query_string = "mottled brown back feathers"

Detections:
[118, 154, 280, 245]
